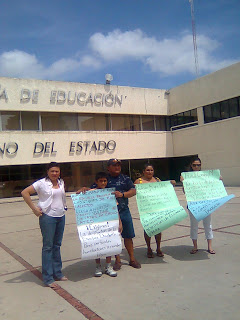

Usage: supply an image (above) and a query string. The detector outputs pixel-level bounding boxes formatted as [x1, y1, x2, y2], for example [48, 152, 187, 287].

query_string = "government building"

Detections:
[0, 62, 239, 198]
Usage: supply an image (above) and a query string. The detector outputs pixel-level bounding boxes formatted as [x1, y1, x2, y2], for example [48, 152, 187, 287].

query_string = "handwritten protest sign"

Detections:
[71, 188, 122, 260]
[182, 170, 235, 221]
[136, 181, 187, 237]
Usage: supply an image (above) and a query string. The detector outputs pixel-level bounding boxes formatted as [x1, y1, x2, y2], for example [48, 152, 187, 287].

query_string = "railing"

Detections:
[170, 121, 198, 131]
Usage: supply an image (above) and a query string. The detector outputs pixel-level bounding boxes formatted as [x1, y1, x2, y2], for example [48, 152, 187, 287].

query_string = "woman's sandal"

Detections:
[156, 250, 164, 257]
[207, 249, 216, 254]
[147, 249, 154, 258]
[190, 248, 198, 254]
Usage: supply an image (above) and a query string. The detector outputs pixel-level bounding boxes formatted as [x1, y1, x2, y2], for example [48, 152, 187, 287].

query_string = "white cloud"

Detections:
[0, 50, 45, 78]
[89, 29, 238, 75]
[0, 50, 100, 80]
[0, 29, 238, 80]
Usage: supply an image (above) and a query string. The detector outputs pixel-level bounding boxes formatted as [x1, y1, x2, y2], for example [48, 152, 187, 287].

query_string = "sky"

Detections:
[0, 0, 239, 89]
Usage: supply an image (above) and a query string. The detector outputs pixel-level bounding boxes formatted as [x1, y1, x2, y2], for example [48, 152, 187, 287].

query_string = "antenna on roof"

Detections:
[189, 0, 199, 77]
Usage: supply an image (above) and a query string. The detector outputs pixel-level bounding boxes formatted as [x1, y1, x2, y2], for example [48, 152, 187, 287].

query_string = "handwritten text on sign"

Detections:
[181, 170, 235, 221]
[136, 181, 187, 237]
[71, 188, 118, 225]
[77, 220, 122, 260]
[71, 188, 122, 260]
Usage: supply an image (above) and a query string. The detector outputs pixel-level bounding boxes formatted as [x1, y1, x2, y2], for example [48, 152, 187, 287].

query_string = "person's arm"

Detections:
[21, 185, 42, 217]
[180, 176, 185, 193]
[114, 188, 136, 199]
[134, 178, 140, 184]
[118, 214, 123, 233]
[76, 187, 90, 194]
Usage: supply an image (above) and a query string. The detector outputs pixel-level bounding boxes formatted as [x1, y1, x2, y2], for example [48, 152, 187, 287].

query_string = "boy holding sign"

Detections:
[92, 172, 122, 277]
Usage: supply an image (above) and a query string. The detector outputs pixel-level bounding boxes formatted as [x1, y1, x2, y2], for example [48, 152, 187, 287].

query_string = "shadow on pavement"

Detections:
[161, 245, 210, 261]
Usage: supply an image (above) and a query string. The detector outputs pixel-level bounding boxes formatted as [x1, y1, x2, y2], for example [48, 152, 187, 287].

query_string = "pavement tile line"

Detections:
[0, 240, 104, 320]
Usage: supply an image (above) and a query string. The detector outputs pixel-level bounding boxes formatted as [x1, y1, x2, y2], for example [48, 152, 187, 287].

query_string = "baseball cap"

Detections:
[107, 158, 122, 166]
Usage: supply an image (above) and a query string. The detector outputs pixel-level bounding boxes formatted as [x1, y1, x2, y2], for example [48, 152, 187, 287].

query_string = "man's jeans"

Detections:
[39, 214, 65, 285]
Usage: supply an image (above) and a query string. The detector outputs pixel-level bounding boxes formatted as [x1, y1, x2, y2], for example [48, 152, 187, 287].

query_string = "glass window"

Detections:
[1, 112, 20, 130]
[94, 114, 108, 131]
[78, 115, 95, 130]
[9, 165, 28, 181]
[229, 97, 239, 118]
[77, 114, 108, 131]
[165, 117, 171, 131]
[177, 112, 185, 125]
[21, 112, 39, 130]
[212, 103, 221, 122]
[155, 116, 167, 131]
[130, 115, 141, 131]
[42, 113, 78, 131]
[189, 109, 198, 122]
[111, 115, 131, 131]
[170, 115, 178, 128]
[30, 164, 46, 180]
[142, 116, 155, 131]
[220, 100, 229, 119]
[204, 105, 212, 123]
[183, 111, 191, 123]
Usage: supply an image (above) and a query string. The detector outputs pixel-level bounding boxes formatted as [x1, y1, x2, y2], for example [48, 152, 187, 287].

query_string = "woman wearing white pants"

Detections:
[181, 157, 215, 255]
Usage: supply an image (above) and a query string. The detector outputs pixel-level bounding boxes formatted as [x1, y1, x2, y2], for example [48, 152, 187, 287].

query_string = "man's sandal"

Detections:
[129, 260, 141, 269]
[55, 276, 68, 281]
[47, 282, 58, 289]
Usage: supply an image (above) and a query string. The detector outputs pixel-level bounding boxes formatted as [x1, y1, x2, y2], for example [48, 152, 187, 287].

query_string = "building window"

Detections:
[155, 116, 167, 131]
[169, 109, 198, 130]
[203, 96, 240, 123]
[220, 100, 229, 119]
[41, 112, 78, 131]
[130, 115, 141, 131]
[204, 105, 212, 123]
[1, 112, 20, 130]
[142, 115, 155, 131]
[229, 97, 239, 118]
[111, 115, 132, 131]
[77, 114, 109, 131]
[21, 112, 39, 130]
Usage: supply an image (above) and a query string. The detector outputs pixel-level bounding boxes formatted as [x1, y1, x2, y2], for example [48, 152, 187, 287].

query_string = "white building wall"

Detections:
[0, 78, 168, 115]
[0, 131, 173, 166]
[172, 117, 240, 185]
[168, 62, 240, 114]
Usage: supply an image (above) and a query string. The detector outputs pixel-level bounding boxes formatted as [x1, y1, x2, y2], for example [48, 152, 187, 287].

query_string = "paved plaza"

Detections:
[0, 187, 239, 320]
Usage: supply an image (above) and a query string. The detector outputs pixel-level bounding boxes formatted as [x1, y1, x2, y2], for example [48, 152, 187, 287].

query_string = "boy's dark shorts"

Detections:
[119, 207, 135, 239]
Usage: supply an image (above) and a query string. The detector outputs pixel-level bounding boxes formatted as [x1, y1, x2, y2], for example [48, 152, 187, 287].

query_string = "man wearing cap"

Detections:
[77, 159, 141, 270]
[106, 159, 141, 270]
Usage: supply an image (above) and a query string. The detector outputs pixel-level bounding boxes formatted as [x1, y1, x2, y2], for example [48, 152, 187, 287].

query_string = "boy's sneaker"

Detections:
[105, 265, 117, 277]
[95, 265, 103, 277]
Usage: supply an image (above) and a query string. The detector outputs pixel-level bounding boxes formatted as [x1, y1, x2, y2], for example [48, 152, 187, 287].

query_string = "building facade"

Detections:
[0, 62, 239, 198]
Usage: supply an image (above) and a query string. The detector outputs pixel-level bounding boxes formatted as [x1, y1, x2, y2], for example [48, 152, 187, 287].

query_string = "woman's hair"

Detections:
[46, 162, 60, 170]
[143, 163, 154, 171]
[190, 156, 201, 165]
[95, 171, 108, 181]
[46, 162, 61, 180]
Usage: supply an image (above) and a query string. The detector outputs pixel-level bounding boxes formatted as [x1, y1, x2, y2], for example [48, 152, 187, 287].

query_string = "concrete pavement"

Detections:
[0, 187, 239, 320]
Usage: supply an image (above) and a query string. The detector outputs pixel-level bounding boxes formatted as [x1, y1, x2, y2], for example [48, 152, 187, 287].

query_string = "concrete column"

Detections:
[197, 107, 204, 125]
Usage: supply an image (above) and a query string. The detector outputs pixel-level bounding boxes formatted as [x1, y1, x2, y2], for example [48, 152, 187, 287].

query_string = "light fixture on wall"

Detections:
[105, 74, 113, 85]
